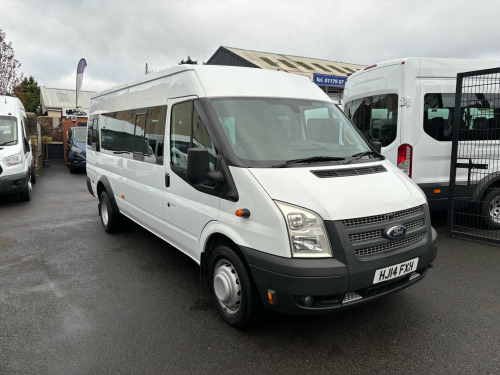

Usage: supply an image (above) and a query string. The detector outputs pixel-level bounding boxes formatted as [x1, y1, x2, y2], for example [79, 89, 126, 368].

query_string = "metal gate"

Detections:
[447, 67, 500, 243]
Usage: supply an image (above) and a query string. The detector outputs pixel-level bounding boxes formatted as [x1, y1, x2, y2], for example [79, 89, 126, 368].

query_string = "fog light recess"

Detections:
[297, 296, 315, 307]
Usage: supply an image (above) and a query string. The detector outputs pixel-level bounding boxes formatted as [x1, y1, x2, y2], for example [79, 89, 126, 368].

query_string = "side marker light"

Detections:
[267, 290, 277, 305]
[434, 189, 441, 194]
[235, 209, 250, 218]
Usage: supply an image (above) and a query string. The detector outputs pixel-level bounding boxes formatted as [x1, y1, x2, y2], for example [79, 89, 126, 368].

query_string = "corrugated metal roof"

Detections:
[222, 47, 366, 77]
[40, 87, 96, 110]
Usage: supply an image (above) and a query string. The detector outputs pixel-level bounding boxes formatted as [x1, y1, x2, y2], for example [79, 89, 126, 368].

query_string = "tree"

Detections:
[14, 76, 40, 114]
[178, 56, 198, 65]
[0, 29, 23, 95]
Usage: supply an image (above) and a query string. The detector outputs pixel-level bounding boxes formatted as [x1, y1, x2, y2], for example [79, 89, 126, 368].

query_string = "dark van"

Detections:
[66, 126, 87, 173]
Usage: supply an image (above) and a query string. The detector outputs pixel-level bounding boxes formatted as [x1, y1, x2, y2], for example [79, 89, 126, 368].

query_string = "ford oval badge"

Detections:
[385, 225, 407, 240]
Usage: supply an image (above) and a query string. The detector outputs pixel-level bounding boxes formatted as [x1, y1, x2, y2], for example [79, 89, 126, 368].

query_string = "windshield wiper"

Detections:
[272, 156, 345, 168]
[0, 140, 17, 146]
[346, 151, 382, 164]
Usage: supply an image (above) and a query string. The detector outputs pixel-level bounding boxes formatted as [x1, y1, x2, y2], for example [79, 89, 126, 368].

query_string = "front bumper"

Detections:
[240, 205, 438, 315]
[0, 170, 29, 196]
[69, 154, 87, 169]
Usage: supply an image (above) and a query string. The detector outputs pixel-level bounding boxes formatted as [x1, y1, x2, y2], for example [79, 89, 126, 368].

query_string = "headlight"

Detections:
[71, 146, 82, 154]
[275, 201, 332, 258]
[3, 151, 23, 166]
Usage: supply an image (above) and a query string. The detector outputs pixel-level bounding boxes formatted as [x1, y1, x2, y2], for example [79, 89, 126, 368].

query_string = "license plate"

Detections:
[373, 258, 419, 284]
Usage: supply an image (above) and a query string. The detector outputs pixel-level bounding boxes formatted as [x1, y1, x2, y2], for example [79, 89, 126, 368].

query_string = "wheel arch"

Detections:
[96, 176, 120, 214]
[471, 172, 500, 204]
[200, 231, 247, 287]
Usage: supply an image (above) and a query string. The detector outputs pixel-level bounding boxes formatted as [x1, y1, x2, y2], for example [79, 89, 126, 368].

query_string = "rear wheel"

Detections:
[482, 188, 500, 229]
[99, 191, 120, 233]
[208, 245, 260, 328]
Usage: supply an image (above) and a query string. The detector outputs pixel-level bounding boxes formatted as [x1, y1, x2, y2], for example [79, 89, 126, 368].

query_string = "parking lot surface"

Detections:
[0, 161, 499, 374]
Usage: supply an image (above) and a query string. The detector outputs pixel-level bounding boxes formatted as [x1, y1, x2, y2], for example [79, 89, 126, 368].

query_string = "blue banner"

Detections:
[313, 74, 347, 87]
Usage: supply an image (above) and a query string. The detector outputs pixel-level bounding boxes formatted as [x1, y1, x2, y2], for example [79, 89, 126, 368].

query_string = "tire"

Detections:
[30, 164, 36, 184]
[20, 181, 32, 202]
[208, 245, 261, 328]
[69, 165, 76, 174]
[482, 188, 500, 229]
[99, 191, 120, 233]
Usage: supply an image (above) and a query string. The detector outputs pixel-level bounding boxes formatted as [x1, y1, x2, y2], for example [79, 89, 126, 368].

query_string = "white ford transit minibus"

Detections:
[0, 96, 34, 201]
[343, 57, 500, 214]
[86, 65, 437, 327]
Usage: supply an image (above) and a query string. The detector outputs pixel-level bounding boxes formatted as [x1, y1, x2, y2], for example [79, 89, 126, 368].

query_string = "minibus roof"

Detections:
[347, 57, 500, 81]
[91, 65, 329, 110]
[0, 96, 26, 118]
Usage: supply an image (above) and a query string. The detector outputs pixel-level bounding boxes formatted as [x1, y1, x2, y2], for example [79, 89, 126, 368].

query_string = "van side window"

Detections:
[171, 101, 193, 169]
[93, 118, 100, 151]
[87, 119, 93, 147]
[102, 112, 125, 151]
[423, 93, 499, 141]
[171, 100, 216, 172]
[133, 112, 147, 160]
[345, 94, 398, 147]
[122, 110, 135, 153]
[146, 106, 166, 165]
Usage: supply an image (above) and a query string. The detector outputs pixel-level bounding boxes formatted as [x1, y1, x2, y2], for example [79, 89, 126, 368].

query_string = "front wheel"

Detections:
[481, 188, 500, 229]
[19, 181, 32, 202]
[209, 246, 260, 328]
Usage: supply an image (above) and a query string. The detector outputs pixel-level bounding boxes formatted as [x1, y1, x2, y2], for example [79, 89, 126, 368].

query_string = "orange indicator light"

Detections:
[434, 189, 441, 194]
[267, 291, 274, 305]
[121, 195, 125, 199]
[235, 209, 250, 218]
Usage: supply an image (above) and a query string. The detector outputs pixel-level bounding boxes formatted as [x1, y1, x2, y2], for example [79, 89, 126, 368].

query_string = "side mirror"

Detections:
[372, 141, 382, 154]
[187, 148, 223, 185]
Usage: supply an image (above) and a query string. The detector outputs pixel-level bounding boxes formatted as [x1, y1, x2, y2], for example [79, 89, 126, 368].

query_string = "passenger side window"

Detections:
[171, 100, 217, 172]
[87, 119, 93, 147]
[171, 101, 192, 168]
[102, 112, 125, 152]
[134, 112, 147, 160]
[145, 106, 166, 165]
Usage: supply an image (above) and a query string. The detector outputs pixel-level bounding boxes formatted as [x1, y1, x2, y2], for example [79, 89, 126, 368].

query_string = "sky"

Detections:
[1, 0, 500, 93]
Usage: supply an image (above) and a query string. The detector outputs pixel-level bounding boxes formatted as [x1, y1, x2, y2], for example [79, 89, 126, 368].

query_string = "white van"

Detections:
[86, 65, 437, 327]
[343, 57, 500, 213]
[0, 96, 34, 201]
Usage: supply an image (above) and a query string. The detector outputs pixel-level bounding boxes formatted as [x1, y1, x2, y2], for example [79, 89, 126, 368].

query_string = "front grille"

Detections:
[348, 218, 424, 243]
[312, 165, 386, 178]
[341, 205, 427, 258]
[355, 234, 423, 257]
[343, 205, 424, 227]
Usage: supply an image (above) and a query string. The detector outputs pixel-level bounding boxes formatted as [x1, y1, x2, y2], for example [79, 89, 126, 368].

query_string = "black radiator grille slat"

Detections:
[355, 234, 423, 257]
[311, 165, 386, 178]
[348, 218, 424, 242]
[343, 205, 424, 227]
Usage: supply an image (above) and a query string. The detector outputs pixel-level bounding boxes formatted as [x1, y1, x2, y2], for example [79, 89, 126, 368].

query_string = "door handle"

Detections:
[165, 173, 170, 187]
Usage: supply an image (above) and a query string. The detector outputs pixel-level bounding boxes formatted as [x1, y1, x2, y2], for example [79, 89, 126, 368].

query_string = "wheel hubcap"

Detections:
[213, 260, 241, 314]
[101, 200, 109, 225]
[489, 195, 500, 223]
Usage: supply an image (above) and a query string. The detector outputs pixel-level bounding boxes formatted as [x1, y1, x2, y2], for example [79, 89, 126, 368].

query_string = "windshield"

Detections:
[0, 116, 18, 146]
[73, 127, 87, 143]
[211, 98, 370, 166]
